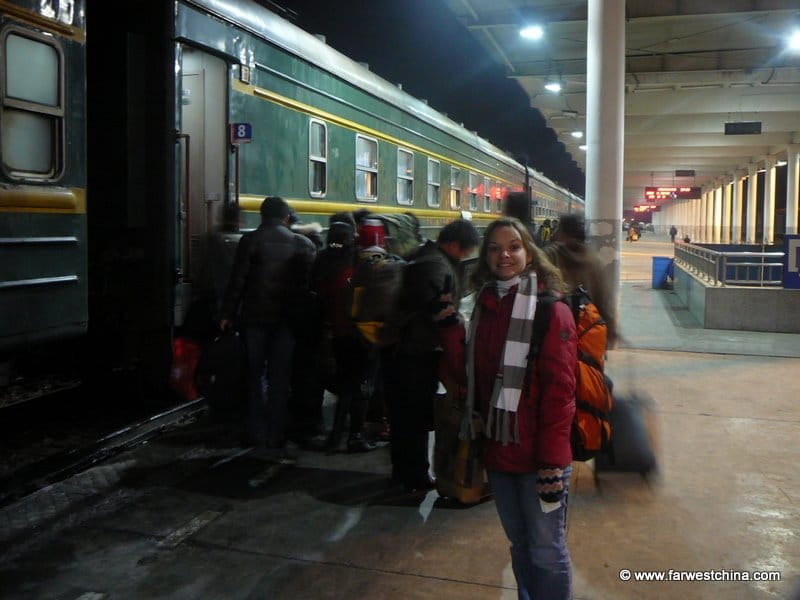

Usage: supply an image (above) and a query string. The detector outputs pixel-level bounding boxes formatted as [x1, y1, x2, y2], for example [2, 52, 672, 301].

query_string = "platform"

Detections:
[1, 237, 799, 599]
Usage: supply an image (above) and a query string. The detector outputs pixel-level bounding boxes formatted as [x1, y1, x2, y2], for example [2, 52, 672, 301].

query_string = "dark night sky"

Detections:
[268, 0, 585, 196]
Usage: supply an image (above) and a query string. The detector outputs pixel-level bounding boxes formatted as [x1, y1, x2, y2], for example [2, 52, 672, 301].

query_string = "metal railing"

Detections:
[674, 242, 784, 287]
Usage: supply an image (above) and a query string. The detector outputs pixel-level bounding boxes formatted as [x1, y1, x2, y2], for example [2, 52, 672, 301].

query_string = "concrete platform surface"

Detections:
[1, 238, 799, 599]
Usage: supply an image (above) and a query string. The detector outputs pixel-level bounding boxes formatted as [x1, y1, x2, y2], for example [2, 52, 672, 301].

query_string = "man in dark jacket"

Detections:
[220, 197, 316, 461]
[380, 218, 479, 492]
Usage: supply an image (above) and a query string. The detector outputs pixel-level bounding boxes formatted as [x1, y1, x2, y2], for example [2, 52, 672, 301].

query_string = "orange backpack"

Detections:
[531, 287, 613, 462]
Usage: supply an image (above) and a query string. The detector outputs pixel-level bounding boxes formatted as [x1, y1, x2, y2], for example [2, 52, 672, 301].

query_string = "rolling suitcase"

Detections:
[594, 391, 658, 479]
[195, 330, 245, 418]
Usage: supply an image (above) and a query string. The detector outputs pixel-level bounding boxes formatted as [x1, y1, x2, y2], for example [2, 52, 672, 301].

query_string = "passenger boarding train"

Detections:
[0, 0, 583, 403]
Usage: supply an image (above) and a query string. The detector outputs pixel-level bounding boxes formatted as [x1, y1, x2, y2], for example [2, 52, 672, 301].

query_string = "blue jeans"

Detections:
[242, 323, 295, 448]
[488, 467, 573, 600]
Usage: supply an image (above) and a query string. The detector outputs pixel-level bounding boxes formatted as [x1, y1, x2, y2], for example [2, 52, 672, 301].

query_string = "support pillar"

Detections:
[763, 156, 776, 244]
[787, 145, 799, 236]
[722, 179, 732, 244]
[732, 171, 744, 244]
[713, 184, 723, 243]
[746, 164, 757, 244]
[585, 0, 625, 343]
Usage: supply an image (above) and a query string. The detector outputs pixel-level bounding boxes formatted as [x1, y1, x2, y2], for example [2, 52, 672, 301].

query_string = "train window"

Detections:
[427, 158, 440, 207]
[1, 30, 63, 179]
[483, 177, 491, 212]
[450, 167, 461, 209]
[396, 148, 413, 205]
[495, 182, 503, 213]
[468, 172, 479, 211]
[309, 120, 327, 197]
[355, 134, 378, 202]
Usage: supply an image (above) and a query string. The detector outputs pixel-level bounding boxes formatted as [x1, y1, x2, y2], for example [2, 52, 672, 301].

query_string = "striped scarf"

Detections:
[462, 272, 538, 445]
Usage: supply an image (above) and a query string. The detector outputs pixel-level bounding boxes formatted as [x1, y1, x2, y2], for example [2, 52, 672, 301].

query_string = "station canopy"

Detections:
[441, 0, 800, 210]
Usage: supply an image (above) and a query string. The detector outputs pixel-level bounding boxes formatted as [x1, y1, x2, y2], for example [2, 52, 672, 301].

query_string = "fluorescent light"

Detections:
[579, 145, 587, 151]
[520, 24, 544, 40]
[790, 29, 800, 51]
[544, 81, 562, 93]
[571, 131, 583, 138]
[776, 160, 788, 167]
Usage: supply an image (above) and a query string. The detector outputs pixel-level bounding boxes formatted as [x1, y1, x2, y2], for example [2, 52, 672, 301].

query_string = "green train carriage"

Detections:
[0, 0, 582, 405]
[0, 0, 88, 400]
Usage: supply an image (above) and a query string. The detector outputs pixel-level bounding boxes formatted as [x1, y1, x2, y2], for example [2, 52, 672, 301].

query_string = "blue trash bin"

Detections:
[652, 256, 674, 289]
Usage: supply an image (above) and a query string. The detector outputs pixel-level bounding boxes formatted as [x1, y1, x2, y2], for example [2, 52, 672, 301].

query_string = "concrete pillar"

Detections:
[722, 179, 732, 244]
[707, 189, 715, 243]
[680, 200, 688, 239]
[693, 197, 701, 242]
[732, 171, 744, 244]
[763, 156, 776, 244]
[787, 145, 799, 236]
[713, 184, 723, 243]
[703, 190, 708, 242]
[585, 0, 624, 342]
[746, 164, 758, 244]
[699, 192, 706, 242]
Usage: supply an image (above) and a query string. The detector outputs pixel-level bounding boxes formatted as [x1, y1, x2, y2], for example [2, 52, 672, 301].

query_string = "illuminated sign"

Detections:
[633, 204, 660, 212]
[644, 186, 701, 201]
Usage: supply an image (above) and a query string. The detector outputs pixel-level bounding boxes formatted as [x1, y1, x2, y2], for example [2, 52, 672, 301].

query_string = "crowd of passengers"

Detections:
[190, 193, 616, 600]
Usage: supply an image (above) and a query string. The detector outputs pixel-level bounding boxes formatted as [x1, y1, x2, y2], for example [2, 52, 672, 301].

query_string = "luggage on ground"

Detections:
[594, 391, 658, 477]
[433, 384, 490, 505]
[194, 329, 245, 417]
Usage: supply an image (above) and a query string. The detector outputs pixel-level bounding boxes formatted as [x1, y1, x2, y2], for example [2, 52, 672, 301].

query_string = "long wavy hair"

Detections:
[471, 217, 565, 293]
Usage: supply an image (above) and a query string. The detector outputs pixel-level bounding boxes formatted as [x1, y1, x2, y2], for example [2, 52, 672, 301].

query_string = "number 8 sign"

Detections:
[229, 122, 252, 144]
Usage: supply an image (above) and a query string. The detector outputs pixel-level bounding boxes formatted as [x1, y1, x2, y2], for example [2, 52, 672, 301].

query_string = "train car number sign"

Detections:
[230, 123, 252, 145]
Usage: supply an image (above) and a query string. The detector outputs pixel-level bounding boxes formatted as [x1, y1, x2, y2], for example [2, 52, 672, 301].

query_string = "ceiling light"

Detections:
[789, 28, 800, 51]
[579, 145, 587, 151]
[562, 110, 578, 118]
[571, 131, 583, 138]
[776, 160, 788, 167]
[519, 24, 544, 40]
[544, 80, 562, 93]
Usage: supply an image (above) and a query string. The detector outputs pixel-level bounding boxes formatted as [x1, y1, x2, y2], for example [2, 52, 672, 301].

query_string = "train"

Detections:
[0, 0, 583, 406]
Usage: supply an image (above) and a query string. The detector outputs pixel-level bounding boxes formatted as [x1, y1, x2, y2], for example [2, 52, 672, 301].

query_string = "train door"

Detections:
[175, 46, 228, 325]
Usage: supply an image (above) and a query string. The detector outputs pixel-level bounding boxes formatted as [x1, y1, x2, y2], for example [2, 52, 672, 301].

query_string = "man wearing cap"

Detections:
[220, 196, 316, 462]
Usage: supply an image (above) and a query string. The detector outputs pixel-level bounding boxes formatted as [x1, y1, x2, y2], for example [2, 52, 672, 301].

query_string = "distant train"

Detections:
[0, 0, 583, 405]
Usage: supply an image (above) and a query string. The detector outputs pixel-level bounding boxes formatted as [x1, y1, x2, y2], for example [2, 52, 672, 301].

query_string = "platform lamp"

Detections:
[789, 23, 800, 51]
[519, 22, 544, 40]
[544, 75, 562, 93]
[519, 8, 544, 41]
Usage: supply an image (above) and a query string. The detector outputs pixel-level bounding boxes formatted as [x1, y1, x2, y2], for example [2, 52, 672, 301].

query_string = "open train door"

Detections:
[174, 46, 230, 326]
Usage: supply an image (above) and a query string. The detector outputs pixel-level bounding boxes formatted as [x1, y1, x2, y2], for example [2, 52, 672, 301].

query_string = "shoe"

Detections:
[305, 434, 329, 451]
[347, 433, 378, 453]
[325, 432, 347, 454]
[279, 441, 299, 465]
[403, 475, 436, 493]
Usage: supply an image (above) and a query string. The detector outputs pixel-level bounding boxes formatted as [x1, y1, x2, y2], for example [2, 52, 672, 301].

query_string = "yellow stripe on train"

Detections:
[238, 195, 499, 223]
[0, 187, 86, 213]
